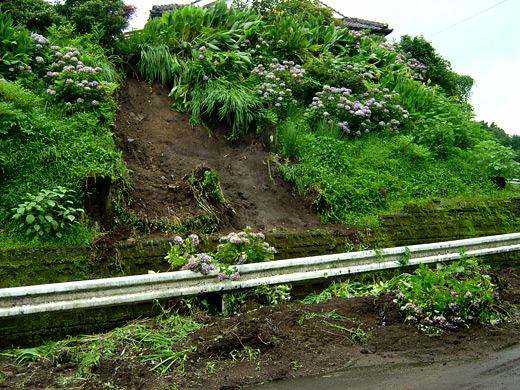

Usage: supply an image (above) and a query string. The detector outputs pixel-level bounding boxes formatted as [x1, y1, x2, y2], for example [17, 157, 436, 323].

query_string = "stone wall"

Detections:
[372, 198, 520, 247]
[2, 198, 520, 288]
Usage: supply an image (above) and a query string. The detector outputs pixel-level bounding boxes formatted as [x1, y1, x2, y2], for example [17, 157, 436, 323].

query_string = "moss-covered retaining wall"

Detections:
[373, 198, 520, 247]
[2, 197, 520, 348]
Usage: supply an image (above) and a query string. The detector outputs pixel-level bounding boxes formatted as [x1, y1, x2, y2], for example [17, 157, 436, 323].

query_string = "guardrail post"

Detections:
[222, 292, 230, 315]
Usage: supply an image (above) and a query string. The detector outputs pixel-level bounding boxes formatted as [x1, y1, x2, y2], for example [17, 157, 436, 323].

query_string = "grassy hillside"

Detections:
[1, 0, 518, 247]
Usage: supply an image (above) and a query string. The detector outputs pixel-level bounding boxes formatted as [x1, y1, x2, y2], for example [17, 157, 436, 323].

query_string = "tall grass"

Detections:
[190, 78, 263, 140]
[138, 43, 177, 86]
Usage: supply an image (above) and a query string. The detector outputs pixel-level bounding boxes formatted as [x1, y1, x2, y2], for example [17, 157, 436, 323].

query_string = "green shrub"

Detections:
[11, 186, 84, 239]
[396, 256, 508, 332]
[470, 139, 519, 179]
[0, 79, 40, 109]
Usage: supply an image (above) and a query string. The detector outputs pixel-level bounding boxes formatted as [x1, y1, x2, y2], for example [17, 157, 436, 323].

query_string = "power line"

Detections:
[429, 0, 507, 38]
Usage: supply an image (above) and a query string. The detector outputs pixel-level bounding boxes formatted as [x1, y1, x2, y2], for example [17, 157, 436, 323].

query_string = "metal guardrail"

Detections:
[2, 233, 520, 318]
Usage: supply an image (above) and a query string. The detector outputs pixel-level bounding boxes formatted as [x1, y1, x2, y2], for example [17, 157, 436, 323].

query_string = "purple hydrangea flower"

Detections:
[237, 254, 247, 265]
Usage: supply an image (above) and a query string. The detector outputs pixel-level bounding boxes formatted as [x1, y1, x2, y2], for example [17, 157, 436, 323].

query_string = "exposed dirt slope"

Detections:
[113, 76, 336, 235]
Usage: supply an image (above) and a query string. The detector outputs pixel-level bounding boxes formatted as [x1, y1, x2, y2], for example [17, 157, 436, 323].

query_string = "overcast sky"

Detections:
[126, 0, 520, 135]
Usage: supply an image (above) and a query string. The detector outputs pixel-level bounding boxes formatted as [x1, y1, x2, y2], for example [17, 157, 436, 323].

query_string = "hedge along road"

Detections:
[256, 342, 520, 389]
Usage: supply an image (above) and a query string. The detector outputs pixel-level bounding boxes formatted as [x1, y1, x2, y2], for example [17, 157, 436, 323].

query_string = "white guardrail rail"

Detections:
[2, 233, 520, 318]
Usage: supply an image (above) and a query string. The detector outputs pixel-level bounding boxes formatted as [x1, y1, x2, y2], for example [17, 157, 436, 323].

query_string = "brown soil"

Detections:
[111, 77, 338, 237]
[0, 268, 519, 389]
[1, 78, 519, 389]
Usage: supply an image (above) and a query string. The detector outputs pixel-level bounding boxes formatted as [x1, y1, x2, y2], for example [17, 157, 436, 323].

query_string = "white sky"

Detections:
[125, 0, 520, 135]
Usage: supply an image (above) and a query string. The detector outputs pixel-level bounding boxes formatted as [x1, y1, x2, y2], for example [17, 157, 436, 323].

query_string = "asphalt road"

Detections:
[255, 343, 520, 390]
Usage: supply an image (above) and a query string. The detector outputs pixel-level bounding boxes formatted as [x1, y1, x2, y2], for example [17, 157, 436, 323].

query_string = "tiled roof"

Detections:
[149, 4, 184, 19]
[342, 17, 393, 36]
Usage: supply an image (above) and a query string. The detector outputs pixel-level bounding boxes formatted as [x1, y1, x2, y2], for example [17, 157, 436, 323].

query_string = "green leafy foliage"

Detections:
[396, 256, 509, 332]
[0, 81, 43, 136]
[471, 139, 519, 178]
[0, 0, 64, 34]
[233, 0, 335, 24]
[11, 186, 83, 239]
[58, 0, 130, 45]
[399, 35, 474, 102]
[0, 11, 33, 78]
[254, 284, 291, 305]
[2, 0, 516, 244]
[0, 11, 125, 246]
[280, 133, 506, 224]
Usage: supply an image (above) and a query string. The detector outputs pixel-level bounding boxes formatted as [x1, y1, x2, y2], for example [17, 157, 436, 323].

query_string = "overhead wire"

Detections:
[429, 0, 507, 38]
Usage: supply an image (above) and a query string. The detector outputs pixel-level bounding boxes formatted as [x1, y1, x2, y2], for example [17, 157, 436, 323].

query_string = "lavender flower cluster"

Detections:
[36, 40, 113, 110]
[250, 58, 304, 110]
[346, 29, 370, 51]
[213, 227, 275, 281]
[304, 85, 409, 136]
[218, 269, 240, 281]
[394, 52, 427, 81]
[400, 299, 460, 331]
[242, 36, 270, 58]
[182, 253, 217, 275]
[170, 229, 274, 282]
[217, 229, 275, 257]
[7, 33, 114, 111]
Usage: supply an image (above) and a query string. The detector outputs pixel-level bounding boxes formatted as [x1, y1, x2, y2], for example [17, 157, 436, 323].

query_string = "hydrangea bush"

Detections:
[395, 256, 507, 333]
[214, 227, 276, 266]
[165, 228, 276, 281]
[2, 29, 116, 116]
[304, 85, 409, 136]
[36, 40, 116, 114]
[249, 58, 304, 115]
